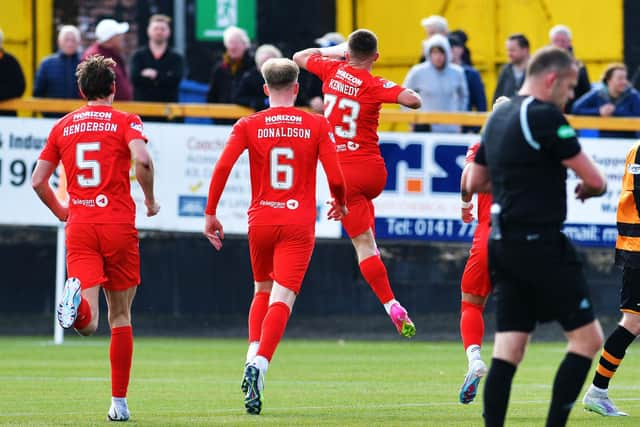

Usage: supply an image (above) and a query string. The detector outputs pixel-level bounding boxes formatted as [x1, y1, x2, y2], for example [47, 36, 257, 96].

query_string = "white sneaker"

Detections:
[107, 402, 130, 421]
[459, 359, 488, 404]
[57, 278, 82, 329]
[583, 388, 628, 416]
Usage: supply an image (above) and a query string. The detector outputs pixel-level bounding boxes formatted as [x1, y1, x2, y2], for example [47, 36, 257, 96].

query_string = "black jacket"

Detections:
[130, 46, 184, 102]
[492, 63, 524, 103]
[206, 52, 253, 104]
[0, 50, 26, 116]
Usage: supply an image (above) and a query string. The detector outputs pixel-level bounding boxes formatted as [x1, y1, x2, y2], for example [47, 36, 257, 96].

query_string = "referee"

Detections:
[466, 46, 607, 427]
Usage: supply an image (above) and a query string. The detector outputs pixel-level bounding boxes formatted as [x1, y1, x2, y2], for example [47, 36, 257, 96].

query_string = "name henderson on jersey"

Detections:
[63, 121, 118, 136]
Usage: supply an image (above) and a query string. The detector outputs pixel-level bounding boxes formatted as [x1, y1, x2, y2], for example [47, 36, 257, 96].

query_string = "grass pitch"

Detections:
[1, 337, 639, 426]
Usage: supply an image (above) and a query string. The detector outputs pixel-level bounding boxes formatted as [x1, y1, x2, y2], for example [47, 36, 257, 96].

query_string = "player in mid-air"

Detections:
[457, 96, 509, 405]
[293, 29, 422, 337]
[203, 57, 347, 415]
[32, 55, 160, 422]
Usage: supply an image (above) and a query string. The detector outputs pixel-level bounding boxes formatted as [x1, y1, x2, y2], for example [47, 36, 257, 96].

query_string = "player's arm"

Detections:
[31, 160, 68, 222]
[563, 152, 606, 201]
[397, 88, 421, 109]
[129, 138, 160, 217]
[204, 126, 247, 250]
[293, 42, 347, 70]
[318, 121, 347, 220]
[460, 162, 474, 223]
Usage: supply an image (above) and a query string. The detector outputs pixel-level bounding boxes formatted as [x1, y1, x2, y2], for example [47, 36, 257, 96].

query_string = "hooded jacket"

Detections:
[571, 86, 640, 139]
[403, 34, 469, 133]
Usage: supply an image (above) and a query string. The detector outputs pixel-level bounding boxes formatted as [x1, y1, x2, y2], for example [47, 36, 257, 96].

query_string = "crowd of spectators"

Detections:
[1, 14, 640, 134]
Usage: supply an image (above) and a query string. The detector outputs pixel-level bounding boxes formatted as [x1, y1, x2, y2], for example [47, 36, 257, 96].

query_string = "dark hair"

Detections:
[261, 58, 299, 90]
[508, 33, 530, 49]
[601, 63, 627, 85]
[347, 29, 377, 60]
[526, 46, 574, 78]
[76, 55, 116, 100]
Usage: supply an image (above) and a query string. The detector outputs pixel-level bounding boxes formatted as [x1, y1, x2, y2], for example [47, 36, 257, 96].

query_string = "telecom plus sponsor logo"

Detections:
[71, 194, 109, 208]
[73, 111, 112, 121]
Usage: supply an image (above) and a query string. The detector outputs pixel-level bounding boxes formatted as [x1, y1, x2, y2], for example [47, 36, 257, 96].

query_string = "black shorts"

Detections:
[489, 232, 595, 333]
[621, 266, 640, 314]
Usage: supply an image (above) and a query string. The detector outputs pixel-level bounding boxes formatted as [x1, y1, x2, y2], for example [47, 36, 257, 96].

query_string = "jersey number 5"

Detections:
[270, 147, 294, 190]
[76, 142, 101, 187]
[324, 94, 360, 139]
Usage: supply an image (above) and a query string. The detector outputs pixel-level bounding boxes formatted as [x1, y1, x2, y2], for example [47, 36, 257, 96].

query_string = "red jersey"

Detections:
[205, 106, 345, 226]
[306, 54, 405, 163]
[39, 105, 147, 225]
[465, 142, 491, 225]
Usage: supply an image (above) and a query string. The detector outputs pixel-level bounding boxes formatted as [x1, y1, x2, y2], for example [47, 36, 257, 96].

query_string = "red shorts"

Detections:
[340, 160, 387, 238]
[461, 223, 491, 297]
[248, 224, 315, 294]
[66, 223, 140, 291]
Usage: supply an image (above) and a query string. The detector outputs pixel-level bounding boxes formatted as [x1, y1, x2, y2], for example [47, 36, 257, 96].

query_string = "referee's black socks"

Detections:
[593, 325, 636, 389]
[483, 358, 516, 427]
[546, 352, 592, 427]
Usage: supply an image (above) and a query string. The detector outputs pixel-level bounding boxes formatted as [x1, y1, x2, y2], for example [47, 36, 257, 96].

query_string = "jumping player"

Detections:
[293, 29, 421, 337]
[203, 58, 347, 415]
[32, 55, 160, 421]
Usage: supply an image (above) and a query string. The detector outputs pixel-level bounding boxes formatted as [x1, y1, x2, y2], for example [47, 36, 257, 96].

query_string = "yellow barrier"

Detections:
[0, 97, 639, 131]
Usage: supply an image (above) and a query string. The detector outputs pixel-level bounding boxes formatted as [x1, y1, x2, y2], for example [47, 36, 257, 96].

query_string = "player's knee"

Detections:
[108, 311, 132, 329]
[620, 312, 640, 336]
[77, 320, 98, 336]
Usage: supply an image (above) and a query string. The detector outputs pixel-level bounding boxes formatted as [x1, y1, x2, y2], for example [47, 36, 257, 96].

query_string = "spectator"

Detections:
[449, 33, 486, 114]
[34, 25, 81, 101]
[572, 63, 640, 139]
[0, 28, 26, 116]
[418, 15, 448, 63]
[207, 26, 253, 105]
[492, 33, 529, 103]
[449, 29, 473, 66]
[130, 14, 183, 104]
[83, 19, 133, 101]
[403, 34, 468, 133]
[232, 44, 282, 111]
[549, 24, 591, 112]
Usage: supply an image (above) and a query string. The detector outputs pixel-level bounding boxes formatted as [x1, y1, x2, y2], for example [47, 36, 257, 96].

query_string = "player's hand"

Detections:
[56, 205, 69, 222]
[204, 214, 224, 250]
[145, 199, 161, 217]
[461, 203, 475, 223]
[326, 199, 348, 221]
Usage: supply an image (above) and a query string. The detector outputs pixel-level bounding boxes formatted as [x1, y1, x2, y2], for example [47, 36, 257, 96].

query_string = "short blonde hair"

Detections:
[223, 26, 250, 48]
[261, 58, 299, 90]
[255, 44, 282, 68]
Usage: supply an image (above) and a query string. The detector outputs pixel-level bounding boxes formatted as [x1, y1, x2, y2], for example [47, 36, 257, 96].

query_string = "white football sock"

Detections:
[112, 397, 127, 407]
[253, 355, 269, 374]
[246, 341, 259, 364]
[466, 344, 482, 364]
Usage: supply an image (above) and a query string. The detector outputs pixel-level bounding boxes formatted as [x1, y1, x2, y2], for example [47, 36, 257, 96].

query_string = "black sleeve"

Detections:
[129, 50, 148, 87]
[206, 66, 220, 103]
[474, 142, 487, 166]
[530, 105, 581, 161]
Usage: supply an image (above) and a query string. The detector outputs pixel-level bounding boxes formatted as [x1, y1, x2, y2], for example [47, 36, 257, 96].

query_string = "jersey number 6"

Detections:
[270, 147, 294, 190]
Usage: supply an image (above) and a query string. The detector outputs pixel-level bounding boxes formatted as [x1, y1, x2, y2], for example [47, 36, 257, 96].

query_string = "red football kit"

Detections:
[206, 106, 345, 292]
[461, 142, 492, 297]
[306, 54, 405, 237]
[40, 105, 147, 290]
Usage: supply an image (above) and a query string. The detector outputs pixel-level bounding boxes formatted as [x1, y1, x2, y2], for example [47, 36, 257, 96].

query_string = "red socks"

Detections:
[460, 301, 484, 349]
[359, 256, 394, 304]
[248, 291, 270, 342]
[73, 297, 92, 330]
[110, 326, 133, 398]
[256, 302, 291, 362]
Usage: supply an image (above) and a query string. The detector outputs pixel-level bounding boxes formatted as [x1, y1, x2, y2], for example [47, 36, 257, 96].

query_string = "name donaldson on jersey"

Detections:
[63, 121, 118, 136]
[257, 127, 311, 139]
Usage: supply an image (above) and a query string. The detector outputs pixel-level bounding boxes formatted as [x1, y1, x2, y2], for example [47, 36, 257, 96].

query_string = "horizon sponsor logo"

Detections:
[335, 69, 362, 86]
[73, 111, 112, 121]
[265, 114, 303, 124]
